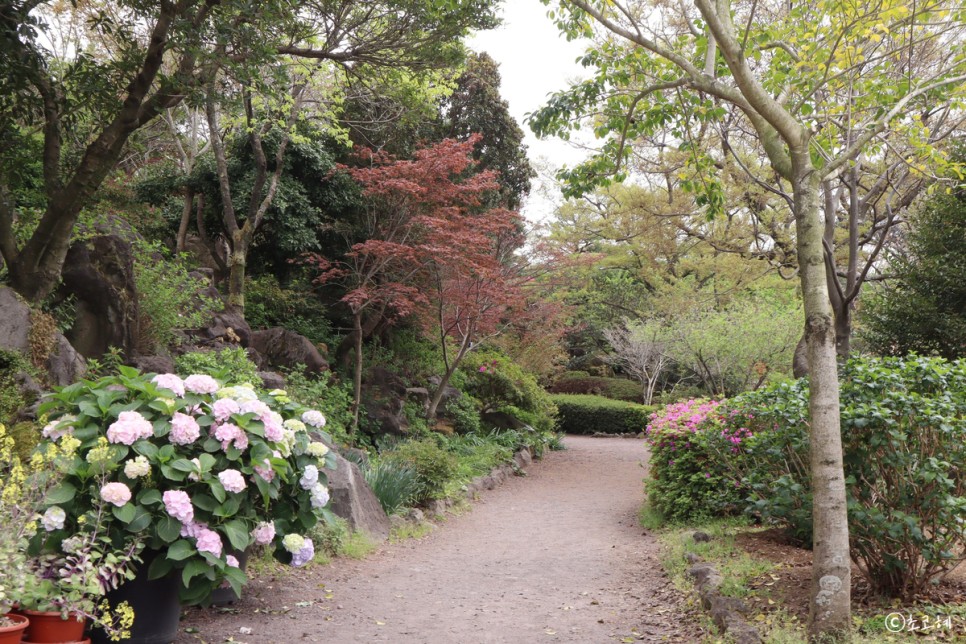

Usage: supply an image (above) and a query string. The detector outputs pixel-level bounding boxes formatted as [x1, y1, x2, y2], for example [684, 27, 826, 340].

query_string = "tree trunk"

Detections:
[175, 189, 194, 254]
[426, 332, 472, 420]
[833, 304, 851, 358]
[794, 167, 851, 640]
[226, 230, 249, 312]
[792, 333, 809, 379]
[350, 310, 363, 436]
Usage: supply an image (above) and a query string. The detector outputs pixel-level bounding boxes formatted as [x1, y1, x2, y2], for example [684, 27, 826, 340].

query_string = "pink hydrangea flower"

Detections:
[239, 400, 271, 419]
[151, 373, 186, 397]
[106, 411, 154, 445]
[226, 555, 239, 568]
[42, 415, 75, 441]
[253, 461, 275, 482]
[184, 374, 220, 395]
[251, 521, 276, 546]
[180, 521, 208, 539]
[163, 490, 194, 524]
[169, 412, 201, 445]
[195, 527, 223, 558]
[218, 469, 247, 493]
[100, 482, 132, 507]
[211, 398, 240, 422]
[213, 423, 248, 451]
[263, 417, 284, 442]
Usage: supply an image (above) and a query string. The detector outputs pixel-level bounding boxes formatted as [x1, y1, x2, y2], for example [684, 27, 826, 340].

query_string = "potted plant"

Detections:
[35, 369, 335, 641]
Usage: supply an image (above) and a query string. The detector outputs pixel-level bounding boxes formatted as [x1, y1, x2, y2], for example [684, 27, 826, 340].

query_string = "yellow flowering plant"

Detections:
[0, 423, 140, 640]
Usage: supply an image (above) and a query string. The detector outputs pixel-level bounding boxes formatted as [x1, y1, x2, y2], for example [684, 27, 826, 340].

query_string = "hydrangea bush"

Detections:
[34, 367, 335, 605]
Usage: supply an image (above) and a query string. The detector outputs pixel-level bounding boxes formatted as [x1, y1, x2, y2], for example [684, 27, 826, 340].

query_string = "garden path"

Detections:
[177, 436, 699, 643]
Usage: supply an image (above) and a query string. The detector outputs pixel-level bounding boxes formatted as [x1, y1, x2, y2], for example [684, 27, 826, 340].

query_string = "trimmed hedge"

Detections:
[551, 394, 654, 435]
[550, 375, 643, 402]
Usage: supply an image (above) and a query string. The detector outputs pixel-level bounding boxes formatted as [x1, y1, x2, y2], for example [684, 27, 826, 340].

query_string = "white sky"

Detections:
[467, 2, 594, 223]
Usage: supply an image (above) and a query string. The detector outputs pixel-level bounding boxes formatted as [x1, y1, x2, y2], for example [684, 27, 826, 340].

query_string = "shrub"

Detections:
[0, 349, 38, 426]
[133, 241, 218, 351]
[643, 399, 743, 522]
[363, 460, 419, 515]
[245, 275, 336, 347]
[550, 375, 642, 402]
[459, 350, 557, 433]
[443, 394, 482, 434]
[284, 370, 354, 446]
[714, 355, 966, 599]
[551, 394, 652, 435]
[382, 439, 458, 504]
[174, 347, 259, 385]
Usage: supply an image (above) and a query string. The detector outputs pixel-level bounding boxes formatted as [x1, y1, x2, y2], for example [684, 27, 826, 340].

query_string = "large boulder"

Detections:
[0, 286, 86, 388]
[362, 366, 408, 435]
[61, 235, 140, 359]
[249, 327, 328, 375]
[326, 451, 390, 542]
[0, 287, 30, 354]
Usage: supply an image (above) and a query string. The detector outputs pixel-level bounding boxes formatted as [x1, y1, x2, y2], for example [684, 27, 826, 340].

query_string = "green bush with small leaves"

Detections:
[459, 350, 557, 433]
[550, 394, 653, 435]
[443, 394, 482, 434]
[708, 355, 966, 599]
[174, 347, 260, 384]
[550, 375, 642, 402]
[382, 439, 458, 504]
[133, 240, 218, 351]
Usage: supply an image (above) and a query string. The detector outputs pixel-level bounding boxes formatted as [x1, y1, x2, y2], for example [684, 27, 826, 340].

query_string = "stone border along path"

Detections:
[177, 436, 700, 643]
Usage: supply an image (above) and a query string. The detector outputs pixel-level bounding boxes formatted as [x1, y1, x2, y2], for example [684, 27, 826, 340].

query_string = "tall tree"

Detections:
[533, 1, 966, 638]
[0, 0, 499, 304]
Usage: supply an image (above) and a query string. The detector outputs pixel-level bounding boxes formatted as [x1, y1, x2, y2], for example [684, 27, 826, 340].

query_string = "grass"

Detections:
[646, 511, 966, 642]
[390, 521, 434, 543]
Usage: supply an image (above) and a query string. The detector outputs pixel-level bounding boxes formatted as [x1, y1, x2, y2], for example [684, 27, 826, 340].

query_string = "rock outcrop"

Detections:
[326, 450, 390, 543]
[250, 327, 328, 375]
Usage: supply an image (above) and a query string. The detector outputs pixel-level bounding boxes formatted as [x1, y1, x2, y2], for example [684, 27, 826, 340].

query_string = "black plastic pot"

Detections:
[90, 551, 181, 644]
[208, 548, 250, 606]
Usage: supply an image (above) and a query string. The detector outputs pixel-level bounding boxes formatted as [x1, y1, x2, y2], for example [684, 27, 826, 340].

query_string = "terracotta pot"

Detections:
[21, 610, 85, 643]
[0, 613, 30, 644]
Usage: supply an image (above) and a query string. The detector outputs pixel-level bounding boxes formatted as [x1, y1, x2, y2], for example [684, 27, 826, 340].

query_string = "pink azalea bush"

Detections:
[644, 399, 747, 522]
[36, 367, 337, 605]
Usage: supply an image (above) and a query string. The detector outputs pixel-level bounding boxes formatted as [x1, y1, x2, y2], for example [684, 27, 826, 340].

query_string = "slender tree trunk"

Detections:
[426, 331, 473, 420]
[350, 310, 363, 436]
[176, 189, 195, 254]
[795, 166, 851, 640]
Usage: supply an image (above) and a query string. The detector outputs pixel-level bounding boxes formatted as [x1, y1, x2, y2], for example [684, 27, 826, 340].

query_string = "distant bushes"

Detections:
[174, 347, 259, 384]
[550, 374, 642, 402]
[551, 394, 653, 435]
[459, 350, 557, 433]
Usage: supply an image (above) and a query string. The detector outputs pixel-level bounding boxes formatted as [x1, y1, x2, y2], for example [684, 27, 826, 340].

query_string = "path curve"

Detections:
[179, 436, 698, 643]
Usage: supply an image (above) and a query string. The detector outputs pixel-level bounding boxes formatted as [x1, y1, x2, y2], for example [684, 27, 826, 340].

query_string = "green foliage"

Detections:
[245, 275, 337, 347]
[643, 399, 743, 522]
[133, 241, 218, 352]
[0, 350, 37, 426]
[713, 356, 966, 598]
[860, 182, 966, 359]
[459, 349, 557, 433]
[283, 370, 354, 446]
[174, 347, 260, 385]
[382, 439, 458, 504]
[550, 394, 652, 435]
[364, 328, 449, 389]
[442, 394, 482, 434]
[550, 375, 641, 402]
[363, 460, 420, 515]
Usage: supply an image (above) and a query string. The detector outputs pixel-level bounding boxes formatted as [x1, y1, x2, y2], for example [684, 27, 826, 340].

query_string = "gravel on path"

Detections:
[178, 436, 700, 643]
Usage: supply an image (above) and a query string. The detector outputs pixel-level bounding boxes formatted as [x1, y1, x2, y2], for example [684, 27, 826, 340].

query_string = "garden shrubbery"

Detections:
[551, 394, 653, 435]
[645, 355, 966, 599]
[550, 374, 643, 402]
[460, 350, 557, 433]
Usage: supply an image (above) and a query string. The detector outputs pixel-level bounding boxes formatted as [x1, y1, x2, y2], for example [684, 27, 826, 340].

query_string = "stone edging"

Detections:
[685, 534, 762, 644]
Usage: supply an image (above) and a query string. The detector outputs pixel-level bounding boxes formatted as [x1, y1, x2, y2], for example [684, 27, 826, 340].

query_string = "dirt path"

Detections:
[178, 436, 699, 643]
